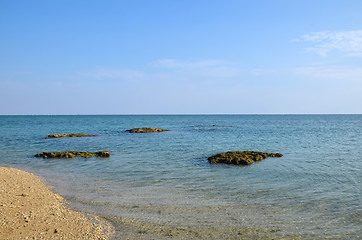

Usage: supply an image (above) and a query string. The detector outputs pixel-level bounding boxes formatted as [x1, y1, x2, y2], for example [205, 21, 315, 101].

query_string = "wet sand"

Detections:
[0, 167, 114, 240]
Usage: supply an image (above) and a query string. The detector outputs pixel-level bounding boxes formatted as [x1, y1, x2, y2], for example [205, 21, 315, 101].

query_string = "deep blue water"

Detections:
[0, 115, 361, 239]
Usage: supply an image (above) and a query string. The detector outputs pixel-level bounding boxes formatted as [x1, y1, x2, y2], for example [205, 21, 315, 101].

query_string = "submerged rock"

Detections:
[45, 133, 95, 139]
[208, 151, 283, 165]
[195, 125, 219, 127]
[35, 151, 110, 158]
[125, 128, 171, 133]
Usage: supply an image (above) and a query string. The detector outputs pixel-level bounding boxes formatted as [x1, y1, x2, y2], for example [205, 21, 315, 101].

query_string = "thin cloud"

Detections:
[295, 65, 362, 80]
[70, 68, 145, 81]
[250, 69, 278, 76]
[152, 59, 231, 69]
[151, 59, 242, 78]
[297, 30, 362, 56]
[62, 59, 244, 85]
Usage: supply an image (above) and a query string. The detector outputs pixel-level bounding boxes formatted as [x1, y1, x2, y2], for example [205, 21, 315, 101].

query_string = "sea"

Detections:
[0, 115, 361, 239]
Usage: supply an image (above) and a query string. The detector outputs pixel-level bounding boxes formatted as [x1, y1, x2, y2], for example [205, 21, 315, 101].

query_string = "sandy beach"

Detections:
[0, 167, 114, 240]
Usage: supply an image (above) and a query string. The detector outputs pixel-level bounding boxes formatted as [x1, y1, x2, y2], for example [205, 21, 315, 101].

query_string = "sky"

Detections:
[1, 0, 362, 114]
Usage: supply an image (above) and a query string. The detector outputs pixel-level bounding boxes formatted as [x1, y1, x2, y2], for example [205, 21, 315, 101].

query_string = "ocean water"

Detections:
[0, 115, 361, 239]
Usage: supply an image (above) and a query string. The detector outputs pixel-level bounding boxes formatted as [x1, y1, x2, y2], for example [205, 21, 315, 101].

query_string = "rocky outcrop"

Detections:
[125, 128, 171, 133]
[45, 134, 95, 139]
[35, 151, 110, 158]
[208, 151, 283, 165]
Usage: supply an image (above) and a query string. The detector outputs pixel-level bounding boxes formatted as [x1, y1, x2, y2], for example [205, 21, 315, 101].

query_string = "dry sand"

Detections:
[0, 167, 114, 239]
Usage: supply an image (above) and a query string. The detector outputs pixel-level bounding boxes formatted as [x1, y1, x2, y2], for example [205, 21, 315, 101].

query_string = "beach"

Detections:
[0, 167, 113, 240]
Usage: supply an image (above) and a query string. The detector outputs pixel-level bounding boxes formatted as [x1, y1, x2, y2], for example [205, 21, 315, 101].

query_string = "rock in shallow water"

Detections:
[34, 151, 110, 158]
[45, 133, 95, 139]
[125, 128, 171, 133]
[208, 151, 283, 165]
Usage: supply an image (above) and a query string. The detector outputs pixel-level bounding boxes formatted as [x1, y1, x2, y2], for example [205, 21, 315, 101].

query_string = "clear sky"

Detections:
[1, 0, 362, 114]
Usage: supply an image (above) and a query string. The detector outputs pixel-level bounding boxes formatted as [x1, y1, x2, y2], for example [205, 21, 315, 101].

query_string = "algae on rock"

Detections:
[208, 151, 283, 165]
[45, 133, 95, 139]
[125, 128, 170, 133]
[35, 151, 110, 158]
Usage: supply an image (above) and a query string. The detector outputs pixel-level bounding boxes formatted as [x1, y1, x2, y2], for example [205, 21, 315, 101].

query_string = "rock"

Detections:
[34, 151, 110, 158]
[45, 134, 95, 139]
[125, 128, 170, 133]
[94, 151, 110, 157]
[208, 151, 283, 165]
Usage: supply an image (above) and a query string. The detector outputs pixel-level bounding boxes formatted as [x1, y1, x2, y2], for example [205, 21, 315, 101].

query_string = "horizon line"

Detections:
[1, 113, 361, 116]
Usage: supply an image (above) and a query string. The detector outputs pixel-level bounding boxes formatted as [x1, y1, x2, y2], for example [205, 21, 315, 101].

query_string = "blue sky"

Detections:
[1, 0, 362, 114]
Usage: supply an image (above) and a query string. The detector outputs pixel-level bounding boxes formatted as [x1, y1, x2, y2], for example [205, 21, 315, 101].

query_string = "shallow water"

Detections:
[0, 115, 361, 239]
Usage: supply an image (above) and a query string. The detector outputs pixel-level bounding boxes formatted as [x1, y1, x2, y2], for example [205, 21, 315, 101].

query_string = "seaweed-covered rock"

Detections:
[208, 151, 283, 165]
[45, 133, 95, 139]
[35, 151, 110, 158]
[125, 128, 170, 133]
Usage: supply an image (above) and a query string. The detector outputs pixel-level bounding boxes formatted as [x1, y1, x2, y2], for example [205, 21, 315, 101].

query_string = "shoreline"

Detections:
[0, 167, 114, 239]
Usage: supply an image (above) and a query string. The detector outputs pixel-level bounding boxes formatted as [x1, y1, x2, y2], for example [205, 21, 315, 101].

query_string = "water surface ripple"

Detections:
[0, 115, 361, 239]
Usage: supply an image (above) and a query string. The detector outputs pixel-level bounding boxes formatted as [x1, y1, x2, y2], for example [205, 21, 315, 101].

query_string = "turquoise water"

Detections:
[0, 115, 361, 239]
